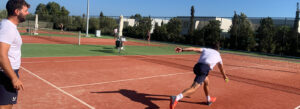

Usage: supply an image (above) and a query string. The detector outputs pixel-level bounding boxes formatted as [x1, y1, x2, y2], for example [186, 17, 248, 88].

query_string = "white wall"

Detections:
[150, 18, 169, 33]
[216, 17, 232, 32]
[123, 18, 135, 27]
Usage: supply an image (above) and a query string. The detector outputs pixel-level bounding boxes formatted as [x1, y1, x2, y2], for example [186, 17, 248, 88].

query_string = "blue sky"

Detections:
[0, 0, 299, 17]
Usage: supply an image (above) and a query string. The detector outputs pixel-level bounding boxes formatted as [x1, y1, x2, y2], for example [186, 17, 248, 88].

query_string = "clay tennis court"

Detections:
[14, 53, 300, 109]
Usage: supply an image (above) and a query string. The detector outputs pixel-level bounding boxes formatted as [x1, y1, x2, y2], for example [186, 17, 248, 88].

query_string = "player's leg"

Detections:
[170, 82, 200, 109]
[204, 77, 209, 97]
[204, 77, 216, 105]
[182, 82, 201, 97]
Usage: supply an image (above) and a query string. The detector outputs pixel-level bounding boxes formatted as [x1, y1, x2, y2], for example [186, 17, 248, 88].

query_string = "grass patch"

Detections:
[22, 44, 196, 57]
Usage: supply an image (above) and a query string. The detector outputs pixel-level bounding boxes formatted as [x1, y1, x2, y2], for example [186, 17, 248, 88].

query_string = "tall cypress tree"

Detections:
[100, 11, 104, 18]
[188, 6, 195, 36]
[229, 11, 239, 49]
[292, 2, 300, 55]
[256, 17, 276, 53]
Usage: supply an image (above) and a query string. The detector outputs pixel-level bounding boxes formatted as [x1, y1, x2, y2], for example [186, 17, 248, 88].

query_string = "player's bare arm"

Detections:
[0, 42, 24, 90]
[217, 62, 229, 82]
[175, 47, 203, 53]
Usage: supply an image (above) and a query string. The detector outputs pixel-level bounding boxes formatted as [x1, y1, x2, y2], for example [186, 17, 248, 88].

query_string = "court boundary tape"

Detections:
[20, 66, 95, 109]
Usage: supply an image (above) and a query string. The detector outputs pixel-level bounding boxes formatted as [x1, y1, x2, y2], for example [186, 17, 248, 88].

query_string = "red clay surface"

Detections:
[21, 35, 162, 46]
[15, 54, 300, 109]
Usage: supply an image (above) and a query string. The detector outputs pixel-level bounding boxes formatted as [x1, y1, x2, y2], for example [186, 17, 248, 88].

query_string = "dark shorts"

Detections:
[193, 63, 211, 84]
[0, 70, 19, 105]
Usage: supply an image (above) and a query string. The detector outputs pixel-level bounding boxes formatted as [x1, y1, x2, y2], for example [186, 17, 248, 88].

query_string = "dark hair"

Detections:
[211, 42, 220, 50]
[6, 0, 30, 17]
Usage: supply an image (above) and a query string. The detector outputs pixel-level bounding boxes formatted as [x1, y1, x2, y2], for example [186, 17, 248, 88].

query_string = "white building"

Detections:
[150, 18, 169, 33]
[177, 16, 232, 35]
[123, 18, 135, 27]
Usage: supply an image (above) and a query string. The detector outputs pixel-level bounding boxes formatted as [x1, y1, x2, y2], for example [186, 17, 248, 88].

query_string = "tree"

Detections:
[238, 13, 256, 51]
[292, 2, 300, 55]
[67, 16, 83, 31]
[99, 16, 118, 35]
[229, 11, 239, 49]
[89, 18, 100, 33]
[201, 20, 222, 47]
[166, 18, 184, 43]
[274, 26, 292, 55]
[188, 6, 195, 36]
[130, 14, 142, 25]
[229, 12, 256, 51]
[46, 2, 61, 16]
[192, 29, 205, 46]
[256, 17, 276, 53]
[100, 11, 104, 18]
[0, 10, 7, 19]
[136, 16, 152, 39]
[35, 4, 48, 15]
[152, 23, 168, 41]
[60, 6, 69, 16]
[35, 3, 50, 21]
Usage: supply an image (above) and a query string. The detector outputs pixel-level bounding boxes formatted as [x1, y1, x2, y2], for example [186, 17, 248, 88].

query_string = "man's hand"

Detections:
[175, 47, 183, 53]
[12, 78, 24, 91]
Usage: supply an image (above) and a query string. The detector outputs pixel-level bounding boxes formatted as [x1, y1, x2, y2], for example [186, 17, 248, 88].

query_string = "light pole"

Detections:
[86, 0, 90, 37]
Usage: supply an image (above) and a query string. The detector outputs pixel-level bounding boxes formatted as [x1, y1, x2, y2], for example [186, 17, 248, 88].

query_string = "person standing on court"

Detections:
[147, 30, 151, 45]
[170, 43, 229, 109]
[114, 28, 118, 39]
[0, 0, 30, 109]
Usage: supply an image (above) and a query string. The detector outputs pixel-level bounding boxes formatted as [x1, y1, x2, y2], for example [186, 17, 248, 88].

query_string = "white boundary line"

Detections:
[20, 66, 95, 109]
[22, 56, 196, 64]
[60, 72, 193, 89]
[60, 64, 263, 89]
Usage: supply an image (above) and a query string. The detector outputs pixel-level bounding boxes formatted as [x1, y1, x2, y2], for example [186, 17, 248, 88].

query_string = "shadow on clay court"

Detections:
[91, 89, 207, 109]
[90, 47, 115, 53]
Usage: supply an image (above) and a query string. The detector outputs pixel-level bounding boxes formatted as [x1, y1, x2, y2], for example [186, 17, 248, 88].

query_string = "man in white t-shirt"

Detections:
[170, 43, 229, 109]
[0, 0, 30, 109]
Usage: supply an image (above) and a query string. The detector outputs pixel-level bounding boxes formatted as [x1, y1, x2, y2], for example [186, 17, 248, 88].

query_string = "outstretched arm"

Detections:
[217, 62, 229, 82]
[175, 47, 203, 53]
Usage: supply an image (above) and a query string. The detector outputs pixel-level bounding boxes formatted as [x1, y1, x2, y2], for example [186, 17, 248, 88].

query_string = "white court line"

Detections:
[20, 66, 95, 109]
[59, 72, 193, 89]
[60, 64, 263, 89]
[226, 64, 264, 71]
[22, 56, 196, 64]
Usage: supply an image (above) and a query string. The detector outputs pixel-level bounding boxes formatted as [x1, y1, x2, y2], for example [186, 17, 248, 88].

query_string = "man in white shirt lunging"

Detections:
[170, 43, 229, 109]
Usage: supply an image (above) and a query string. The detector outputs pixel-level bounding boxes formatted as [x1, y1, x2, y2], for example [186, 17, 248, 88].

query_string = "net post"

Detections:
[78, 31, 81, 45]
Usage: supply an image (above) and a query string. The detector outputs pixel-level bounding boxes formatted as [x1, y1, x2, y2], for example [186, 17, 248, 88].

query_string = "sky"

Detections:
[0, 0, 299, 17]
